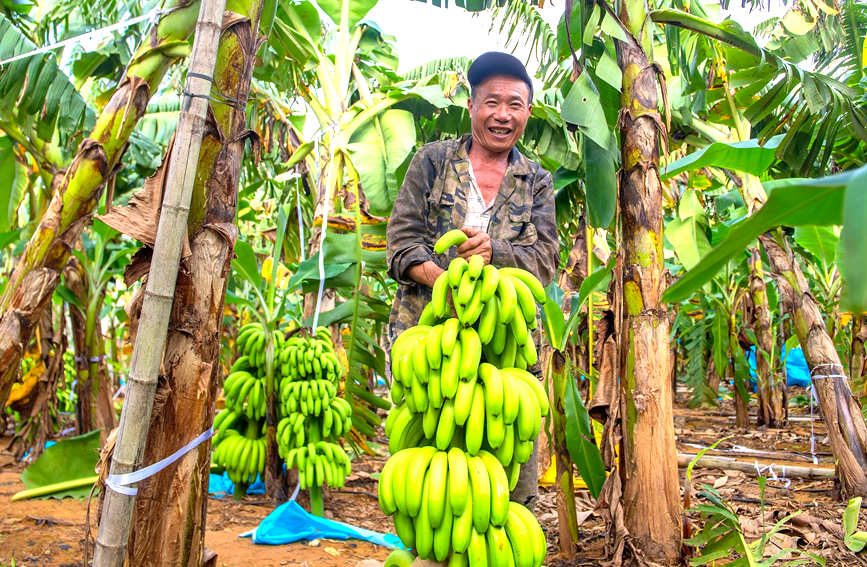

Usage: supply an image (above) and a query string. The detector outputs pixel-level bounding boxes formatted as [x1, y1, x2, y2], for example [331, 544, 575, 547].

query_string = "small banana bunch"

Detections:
[236, 322, 284, 368]
[223, 366, 267, 420]
[283, 440, 352, 489]
[278, 327, 344, 382]
[212, 408, 266, 486]
[379, 447, 546, 567]
[276, 397, 353, 451]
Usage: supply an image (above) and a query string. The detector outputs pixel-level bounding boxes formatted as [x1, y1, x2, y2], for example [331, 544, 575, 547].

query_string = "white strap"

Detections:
[106, 426, 214, 496]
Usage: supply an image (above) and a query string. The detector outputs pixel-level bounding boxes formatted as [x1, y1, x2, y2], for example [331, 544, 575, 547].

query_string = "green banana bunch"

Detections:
[212, 425, 266, 487]
[277, 329, 343, 382]
[279, 378, 338, 416]
[283, 440, 351, 490]
[222, 369, 267, 420]
[382, 249, 551, 566]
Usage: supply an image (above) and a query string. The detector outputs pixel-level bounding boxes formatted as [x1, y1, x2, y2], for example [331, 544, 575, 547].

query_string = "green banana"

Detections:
[504, 507, 533, 567]
[479, 264, 500, 301]
[434, 229, 469, 254]
[426, 325, 444, 370]
[441, 318, 460, 356]
[452, 486, 473, 553]
[415, 471, 434, 559]
[393, 512, 416, 550]
[448, 257, 469, 288]
[467, 455, 491, 533]
[496, 276, 518, 324]
[465, 383, 486, 454]
[405, 447, 437, 517]
[486, 525, 513, 567]
[453, 377, 476, 426]
[440, 341, 461, 399]
[447, 447, 469, 516]
[466, 527, 488, 567]
[432, 491, 453, 562]
[509, 276, 537, 324]
[479, 451, 510, 527]
[435, 399, 457, 450]
[458, 328, 481, 381]
[499, 267, 546, 303]
[427, 450, 449, 529]
[510, 502, 547, 566]
[478, 298, 499, 343]
[432, 272, 451, 318]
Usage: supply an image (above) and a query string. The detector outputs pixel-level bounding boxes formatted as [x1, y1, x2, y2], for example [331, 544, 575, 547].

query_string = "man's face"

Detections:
[468, 75, 532, 155]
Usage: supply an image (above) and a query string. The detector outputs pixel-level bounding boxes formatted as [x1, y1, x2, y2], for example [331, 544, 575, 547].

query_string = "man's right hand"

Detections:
[457, 227, 492, 264]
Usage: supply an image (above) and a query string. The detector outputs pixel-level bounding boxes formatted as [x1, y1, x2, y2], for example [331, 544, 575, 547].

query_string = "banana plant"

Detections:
[539, 260, 610, 553]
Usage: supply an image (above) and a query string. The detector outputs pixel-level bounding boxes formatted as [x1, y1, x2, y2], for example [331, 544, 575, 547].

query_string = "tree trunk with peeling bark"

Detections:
[749, 249, 786, 428]
[613, 17, 682, 564]
[97, 4, 265, 564]
[0, 0, 202, 411]
[759, 231, 867, 497]
[852, 316, 866, 391]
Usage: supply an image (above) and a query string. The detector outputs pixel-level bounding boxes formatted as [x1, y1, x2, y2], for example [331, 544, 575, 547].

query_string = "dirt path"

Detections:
[2, 391, 867, 566]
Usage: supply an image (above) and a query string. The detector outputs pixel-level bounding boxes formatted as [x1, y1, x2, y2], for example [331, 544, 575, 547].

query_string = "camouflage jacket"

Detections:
[386, 134, 559, 345]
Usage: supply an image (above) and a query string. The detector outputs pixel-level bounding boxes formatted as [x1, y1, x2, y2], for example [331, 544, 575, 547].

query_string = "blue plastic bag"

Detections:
[243, 500, 404, 549]
[208, 472, 266, 497]
[746, 346, 811, 388]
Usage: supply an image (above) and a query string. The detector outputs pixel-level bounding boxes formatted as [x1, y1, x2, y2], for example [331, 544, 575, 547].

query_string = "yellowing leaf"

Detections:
[813, 0, 838, 15]
[862, 31, 867, 70]
[8, 360, 45, 406]
[782, 8, 817, 35]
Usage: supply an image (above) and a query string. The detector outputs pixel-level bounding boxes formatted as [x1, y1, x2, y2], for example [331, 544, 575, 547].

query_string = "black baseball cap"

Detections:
[467, 51, 533, 102]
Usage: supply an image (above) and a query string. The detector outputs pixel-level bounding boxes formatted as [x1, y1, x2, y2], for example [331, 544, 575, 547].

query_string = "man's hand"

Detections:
[457, 227, 492, 263]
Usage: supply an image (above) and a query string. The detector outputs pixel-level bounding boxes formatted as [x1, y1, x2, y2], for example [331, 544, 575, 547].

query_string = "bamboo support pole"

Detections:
[677, 454, 835, 480]
[91, 1, 226, 565]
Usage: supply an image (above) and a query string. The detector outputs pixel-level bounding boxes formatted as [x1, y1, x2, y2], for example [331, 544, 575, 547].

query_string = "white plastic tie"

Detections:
[0, 10, 163, 67]
[807, 363, 847, 465]
[105, 426, 213, 496]
[754, 460, 791, 488]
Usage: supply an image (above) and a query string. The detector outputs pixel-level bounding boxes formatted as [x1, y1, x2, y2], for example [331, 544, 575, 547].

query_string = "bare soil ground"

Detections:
[2, 386, 867, 567]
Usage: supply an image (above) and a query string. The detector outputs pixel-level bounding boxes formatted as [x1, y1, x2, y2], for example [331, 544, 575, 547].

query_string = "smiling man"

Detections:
[386, 52, 559, 508]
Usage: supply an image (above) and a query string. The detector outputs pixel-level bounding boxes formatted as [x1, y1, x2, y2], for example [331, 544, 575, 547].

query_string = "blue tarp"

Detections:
[746, 346, 810, 388]
[241, 500, 403, 549]
[208, 472, 266, 497]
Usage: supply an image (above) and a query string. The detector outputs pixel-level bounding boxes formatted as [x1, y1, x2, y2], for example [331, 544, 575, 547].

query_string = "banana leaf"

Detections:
[20, 430, 101, 500]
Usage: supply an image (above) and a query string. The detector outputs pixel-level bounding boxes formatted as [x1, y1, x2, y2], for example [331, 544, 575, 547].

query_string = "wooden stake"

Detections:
[91, 1, 226, 565]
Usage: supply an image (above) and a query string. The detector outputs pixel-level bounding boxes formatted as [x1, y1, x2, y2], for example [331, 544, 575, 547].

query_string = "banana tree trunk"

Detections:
[65, 256, 115, 436]
[852, 316, 866, 391]
[759, 231, 867, 497]
[614, 18, 682, 563]
[749, 249, 786, 427]
[548, 349, 579, 555]
[107, 5, 264, 565]
[0, 0, 201, 410]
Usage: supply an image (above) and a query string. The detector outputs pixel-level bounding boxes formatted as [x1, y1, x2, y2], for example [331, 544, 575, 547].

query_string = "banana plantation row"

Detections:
[0, 0, 865, 566]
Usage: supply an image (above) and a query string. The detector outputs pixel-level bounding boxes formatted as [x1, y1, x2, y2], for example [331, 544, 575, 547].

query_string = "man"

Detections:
[385, 52, 559, 507]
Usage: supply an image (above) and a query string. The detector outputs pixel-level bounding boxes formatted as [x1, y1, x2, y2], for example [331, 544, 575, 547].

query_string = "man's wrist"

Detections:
[407, 261, 445, 288]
